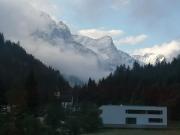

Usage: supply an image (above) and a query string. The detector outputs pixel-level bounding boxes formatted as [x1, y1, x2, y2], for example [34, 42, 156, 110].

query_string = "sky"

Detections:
[0, 0, 180, 55]
[47, 0, 180, 53]
[0, 0, 180, 81]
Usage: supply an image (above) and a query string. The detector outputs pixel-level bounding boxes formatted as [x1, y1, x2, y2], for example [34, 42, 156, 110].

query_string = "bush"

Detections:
[79, 103, 102, 133]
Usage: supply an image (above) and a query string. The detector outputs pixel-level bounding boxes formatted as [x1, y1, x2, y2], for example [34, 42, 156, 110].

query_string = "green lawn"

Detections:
[83, 129, 180, 135]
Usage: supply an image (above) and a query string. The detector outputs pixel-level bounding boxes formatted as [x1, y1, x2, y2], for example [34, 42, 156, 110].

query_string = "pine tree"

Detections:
[25, 70, 39, 115]
[0, 33, 5, 46]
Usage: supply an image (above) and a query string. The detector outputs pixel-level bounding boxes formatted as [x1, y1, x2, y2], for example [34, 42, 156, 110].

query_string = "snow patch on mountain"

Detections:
[133, 53, 166, 65]
[73, 35, 136, 71]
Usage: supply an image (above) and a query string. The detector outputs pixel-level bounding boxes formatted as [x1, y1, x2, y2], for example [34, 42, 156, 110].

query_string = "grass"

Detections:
[83, 122, 180, 135]
[83, 128, 180, 135]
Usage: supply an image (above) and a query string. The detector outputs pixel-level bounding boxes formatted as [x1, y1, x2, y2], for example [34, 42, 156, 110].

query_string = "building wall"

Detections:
[100, 105, 167, 128]
[124, 106, 167, 126]
[100, 105, 125, 125]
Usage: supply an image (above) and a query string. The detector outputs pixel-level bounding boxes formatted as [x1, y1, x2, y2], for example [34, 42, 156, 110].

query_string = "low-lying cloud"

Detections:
[23, 38, 110, 81]
[133, 40, 180, 61]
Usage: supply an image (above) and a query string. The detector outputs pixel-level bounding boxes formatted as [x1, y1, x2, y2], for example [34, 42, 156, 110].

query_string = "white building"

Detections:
[100, 105, 167, 128]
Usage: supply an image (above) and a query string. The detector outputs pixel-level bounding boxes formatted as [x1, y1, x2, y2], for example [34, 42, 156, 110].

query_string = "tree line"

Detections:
[76, 57, 180, 120]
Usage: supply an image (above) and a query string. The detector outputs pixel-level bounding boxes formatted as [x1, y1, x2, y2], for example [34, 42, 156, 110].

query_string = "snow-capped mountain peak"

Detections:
[97, 36, 113, 45]
[58, 21, 70, 31]
[133, 53, 166, 65]
[73, 34, 136, 70]
[32, 13, 72, 42]
[30, 12, 136, 81]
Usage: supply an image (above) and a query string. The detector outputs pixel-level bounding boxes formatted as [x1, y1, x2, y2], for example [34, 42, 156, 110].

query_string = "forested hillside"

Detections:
[0, 33, 102, 135]
[0, 33, 69, 105]
[77, 58, 180, 120]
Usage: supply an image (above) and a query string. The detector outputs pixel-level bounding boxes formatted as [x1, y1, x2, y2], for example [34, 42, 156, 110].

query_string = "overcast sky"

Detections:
[48, 0, 180, 53]
[0, 0, 180, 56]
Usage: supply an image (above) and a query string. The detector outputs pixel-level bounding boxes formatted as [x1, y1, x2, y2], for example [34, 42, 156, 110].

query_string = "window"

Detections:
[147, 110, 163, 115]
[126, 110, 146, 114]
[126, 118, 137, 124]
[149, 118, 163, 123]
[126, 109, 163, 115]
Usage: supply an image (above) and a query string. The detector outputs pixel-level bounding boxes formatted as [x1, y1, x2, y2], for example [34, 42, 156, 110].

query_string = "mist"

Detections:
[0, 0, 110, 82]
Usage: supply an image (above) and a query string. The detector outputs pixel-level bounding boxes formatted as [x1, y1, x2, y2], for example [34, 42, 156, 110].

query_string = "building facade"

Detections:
[100, 105, 167, 128]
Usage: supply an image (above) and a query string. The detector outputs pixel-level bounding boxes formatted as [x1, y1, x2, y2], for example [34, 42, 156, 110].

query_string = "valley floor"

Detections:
[84, 122, 180, 135]
[83, 128, 180, 135]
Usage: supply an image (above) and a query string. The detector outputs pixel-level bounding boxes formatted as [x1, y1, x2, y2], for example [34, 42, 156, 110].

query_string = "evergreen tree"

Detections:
[0, 33, 4, 46]
[0, 78, 6, 105]
[79, 103, 102, 133]
[25, 70, 39, 115]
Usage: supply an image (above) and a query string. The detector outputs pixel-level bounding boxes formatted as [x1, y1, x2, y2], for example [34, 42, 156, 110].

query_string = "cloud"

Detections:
[23, 38, 109, 81]
[0, 0, 54, 40]
[111, 0, 130, 10]
[0, 0, 110, 81]
[58, 0, 131, 22]
[115, 34, 148, 45]
[78, 29, 124, 39]
[1, 0, 179, 82]
[128, 0, 180, 33]
[133, 40, 180, 61]
[28, 0, 60, 20]
[67, 0, 108, 21]
[130, 0, 180, 20]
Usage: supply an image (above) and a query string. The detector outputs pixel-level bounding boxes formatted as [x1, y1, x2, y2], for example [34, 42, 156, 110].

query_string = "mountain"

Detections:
[73, 35, 135, 71]
[32, 13, 73, 42]
[133, 53, 166, 65]
[29, 12, 136, 82]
